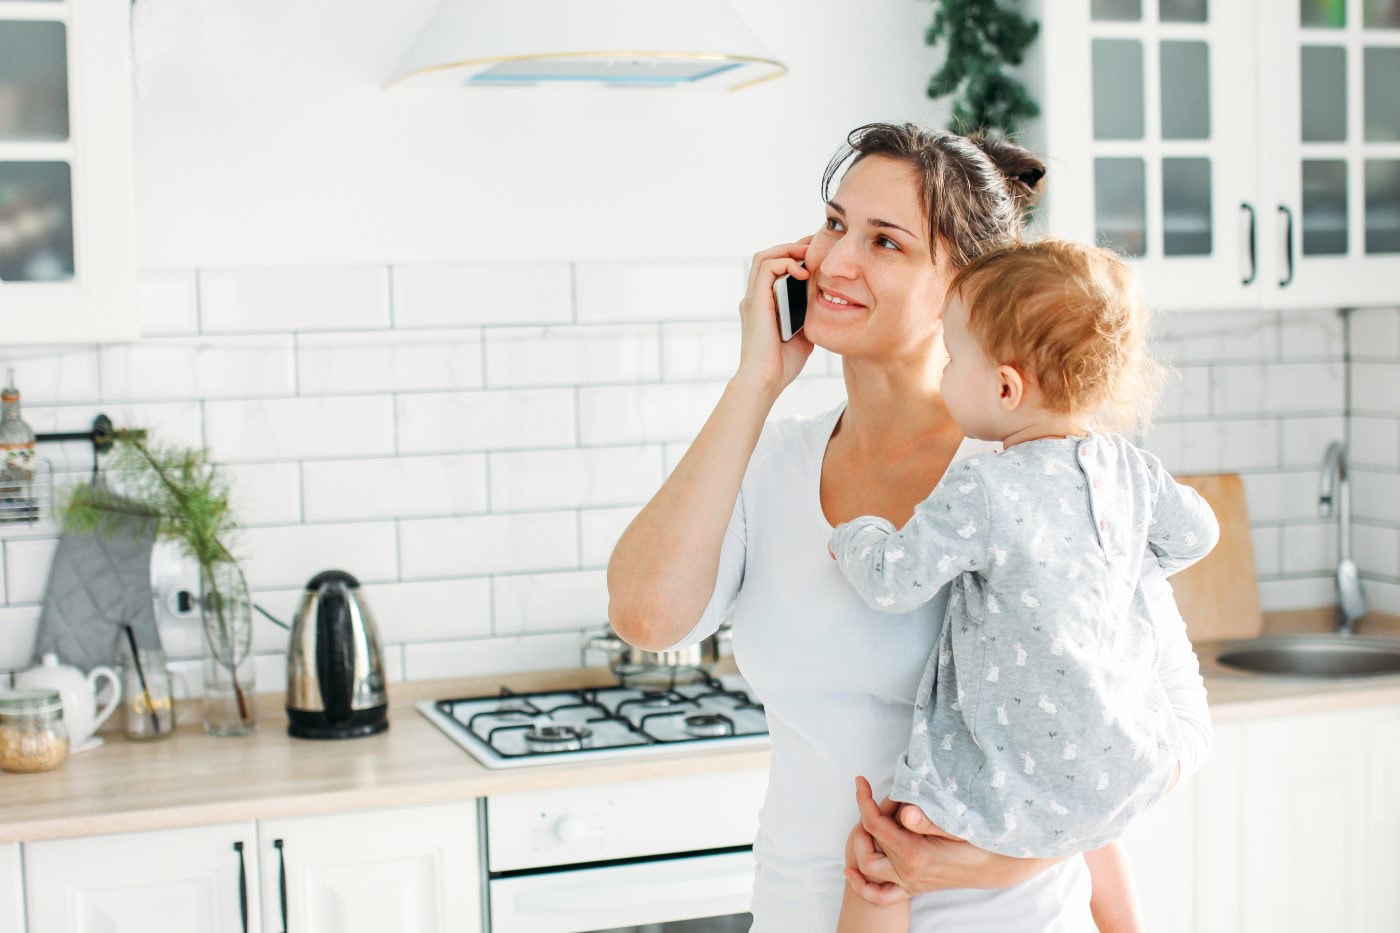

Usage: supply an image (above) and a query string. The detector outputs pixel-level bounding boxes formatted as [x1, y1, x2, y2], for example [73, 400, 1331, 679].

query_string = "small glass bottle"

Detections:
[0, 689, 70, 773]
[0, 369, 37, 522]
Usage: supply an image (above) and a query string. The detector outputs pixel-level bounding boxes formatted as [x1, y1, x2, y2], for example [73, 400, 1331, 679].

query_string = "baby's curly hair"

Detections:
[947, 239, 1164, 433]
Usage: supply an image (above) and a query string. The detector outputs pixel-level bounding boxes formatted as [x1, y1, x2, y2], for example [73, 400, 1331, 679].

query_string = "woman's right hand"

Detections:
[736, 240, 814, 395]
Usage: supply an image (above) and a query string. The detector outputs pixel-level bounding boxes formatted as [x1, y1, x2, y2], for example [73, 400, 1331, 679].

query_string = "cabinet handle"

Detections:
[1241, 202, 1257, 285]
[1278, 204, 1295, 287]
[233, 841, 249, 933]
[275, 838, 289, 933]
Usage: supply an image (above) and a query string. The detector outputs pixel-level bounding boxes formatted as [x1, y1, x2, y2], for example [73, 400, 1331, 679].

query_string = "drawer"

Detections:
[488, 768, 766, 871]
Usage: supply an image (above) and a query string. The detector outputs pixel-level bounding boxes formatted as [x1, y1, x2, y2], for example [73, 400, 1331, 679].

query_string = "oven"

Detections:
[482, 769, 766, 933]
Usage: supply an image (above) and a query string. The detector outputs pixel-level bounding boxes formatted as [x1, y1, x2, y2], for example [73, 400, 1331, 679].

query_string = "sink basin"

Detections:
[1215, 635, 1400, 678]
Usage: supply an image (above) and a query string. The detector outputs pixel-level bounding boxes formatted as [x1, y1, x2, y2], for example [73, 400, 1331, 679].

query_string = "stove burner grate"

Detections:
[523, 724, 594, 753]
[683, 713, 735, 738]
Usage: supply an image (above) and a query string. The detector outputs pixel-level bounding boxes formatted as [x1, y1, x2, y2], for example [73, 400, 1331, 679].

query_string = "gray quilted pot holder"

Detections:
[33, 488, 163, 673]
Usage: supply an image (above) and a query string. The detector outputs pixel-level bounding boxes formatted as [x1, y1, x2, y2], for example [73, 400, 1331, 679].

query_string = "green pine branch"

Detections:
[926, 0, 1040, 136]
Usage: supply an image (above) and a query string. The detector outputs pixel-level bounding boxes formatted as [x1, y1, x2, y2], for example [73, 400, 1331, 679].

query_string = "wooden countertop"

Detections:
[3, 649, 1399, 845]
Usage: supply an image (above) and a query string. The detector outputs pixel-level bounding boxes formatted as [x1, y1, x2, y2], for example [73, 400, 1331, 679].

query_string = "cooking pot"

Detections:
[583, 623, 732, 688]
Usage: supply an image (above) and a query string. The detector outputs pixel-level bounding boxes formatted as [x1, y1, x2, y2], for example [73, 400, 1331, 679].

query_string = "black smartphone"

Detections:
[774, 266, 807, 342]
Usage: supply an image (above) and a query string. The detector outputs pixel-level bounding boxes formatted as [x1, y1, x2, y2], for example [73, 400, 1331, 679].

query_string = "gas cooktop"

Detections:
[417, 674, 769, 769]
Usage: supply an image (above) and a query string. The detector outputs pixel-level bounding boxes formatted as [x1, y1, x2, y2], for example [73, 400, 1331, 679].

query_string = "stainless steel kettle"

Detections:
[285, 570, 388, 739]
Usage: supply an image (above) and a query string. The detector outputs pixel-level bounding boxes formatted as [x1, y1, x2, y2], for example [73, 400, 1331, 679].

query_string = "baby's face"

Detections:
[940, 297, 1010, 442]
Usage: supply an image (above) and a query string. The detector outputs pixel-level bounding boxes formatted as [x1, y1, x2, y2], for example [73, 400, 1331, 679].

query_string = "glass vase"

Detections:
[200, 560, 256, 736]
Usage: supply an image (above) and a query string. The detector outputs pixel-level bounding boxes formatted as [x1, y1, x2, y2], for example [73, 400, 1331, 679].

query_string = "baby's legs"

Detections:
[835, 806, 962, 933]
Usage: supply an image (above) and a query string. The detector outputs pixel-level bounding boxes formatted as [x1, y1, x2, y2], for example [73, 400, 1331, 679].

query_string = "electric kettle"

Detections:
[285, 570, 388, 739]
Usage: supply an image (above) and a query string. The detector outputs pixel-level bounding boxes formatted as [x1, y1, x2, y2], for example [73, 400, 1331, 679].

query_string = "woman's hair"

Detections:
[821, 122, 1047, 268]
[948, 239, 1165, 432]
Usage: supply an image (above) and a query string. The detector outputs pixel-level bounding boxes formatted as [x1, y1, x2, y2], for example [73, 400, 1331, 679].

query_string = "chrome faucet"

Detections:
[1319, 441, 1367, 635]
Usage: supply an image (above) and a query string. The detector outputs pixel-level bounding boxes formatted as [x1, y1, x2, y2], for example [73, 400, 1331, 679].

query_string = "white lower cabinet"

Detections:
[258, 801, 480, 933]
[1, 844, 24, 933]
[24, 821, 260, 933]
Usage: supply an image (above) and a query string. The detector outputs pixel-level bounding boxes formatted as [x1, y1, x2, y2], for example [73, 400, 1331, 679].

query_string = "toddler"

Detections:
[830, 239, 1218, 932]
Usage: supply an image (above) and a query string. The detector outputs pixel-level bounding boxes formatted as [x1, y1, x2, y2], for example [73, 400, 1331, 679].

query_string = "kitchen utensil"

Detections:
[582, 623, 732, 688]
[14, 652, 119, 752]
[285, 570, 388, 739]
[1169, 474, 1263, 643]
[118, 637, 176, 741]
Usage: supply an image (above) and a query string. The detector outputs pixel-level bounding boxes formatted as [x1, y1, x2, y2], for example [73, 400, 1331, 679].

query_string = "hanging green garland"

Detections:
[925, 0, 1040, 136]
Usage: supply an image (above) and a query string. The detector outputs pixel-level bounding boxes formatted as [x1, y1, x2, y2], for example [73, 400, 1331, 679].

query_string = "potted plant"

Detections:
[64, 431, 256, 736]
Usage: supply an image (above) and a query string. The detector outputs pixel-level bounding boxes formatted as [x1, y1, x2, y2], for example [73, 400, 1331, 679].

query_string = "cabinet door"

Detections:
[24, 822, 260, 933]
[1259, 0, 1400, 307]
[1365, 709, 1400, 932]
[0, 0, 137, 343]
[0, 843, 22, 933]
[258, 801, 481, 933]
[1237, 707, 1378, 933]
[1035, 0, 1262, 311]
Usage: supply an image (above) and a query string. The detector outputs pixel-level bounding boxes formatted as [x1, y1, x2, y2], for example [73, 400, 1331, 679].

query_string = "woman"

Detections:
[607, 123, 1211, 931]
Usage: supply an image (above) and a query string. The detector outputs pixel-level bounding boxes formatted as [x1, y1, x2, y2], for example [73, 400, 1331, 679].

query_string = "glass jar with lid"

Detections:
[0, 688, 70, 773]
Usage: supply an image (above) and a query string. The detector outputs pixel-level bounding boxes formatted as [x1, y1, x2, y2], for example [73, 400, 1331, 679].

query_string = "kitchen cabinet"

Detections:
[23, 821, 260, 933]
[258, 801, 481, 933]
[1032, 0, 1400, 311]
[0, 0, 138, 343]
[0, 844, 22, 933]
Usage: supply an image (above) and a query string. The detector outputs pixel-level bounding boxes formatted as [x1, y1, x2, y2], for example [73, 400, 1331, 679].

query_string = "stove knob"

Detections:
[554, 816, 588, 844]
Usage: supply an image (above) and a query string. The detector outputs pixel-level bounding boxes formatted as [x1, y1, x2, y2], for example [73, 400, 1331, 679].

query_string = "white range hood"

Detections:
[389, 0, 786, 91]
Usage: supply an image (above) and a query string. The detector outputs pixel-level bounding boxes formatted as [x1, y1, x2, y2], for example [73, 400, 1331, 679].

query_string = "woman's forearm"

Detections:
[606, 372, 779, 650]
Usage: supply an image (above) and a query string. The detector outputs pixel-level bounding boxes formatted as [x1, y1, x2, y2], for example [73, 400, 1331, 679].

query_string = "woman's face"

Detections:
[802, 155, 952, 362]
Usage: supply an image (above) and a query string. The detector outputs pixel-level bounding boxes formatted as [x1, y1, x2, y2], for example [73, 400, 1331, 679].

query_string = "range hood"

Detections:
[389, 0, 786, 91]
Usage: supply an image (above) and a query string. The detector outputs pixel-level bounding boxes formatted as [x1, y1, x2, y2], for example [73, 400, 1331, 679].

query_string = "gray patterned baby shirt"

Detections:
[831, 434, 1218, 857]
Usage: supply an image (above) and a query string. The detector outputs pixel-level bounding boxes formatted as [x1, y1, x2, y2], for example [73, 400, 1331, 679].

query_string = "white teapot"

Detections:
[15, 653, 121, 752]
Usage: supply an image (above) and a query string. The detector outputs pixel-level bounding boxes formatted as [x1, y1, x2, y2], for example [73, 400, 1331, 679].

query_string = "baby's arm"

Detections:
[837, 823, 911, 933]
[831, 464, 991, 613]
[1084, 841, 1145, 933]
[1145, 459, 1220, 575]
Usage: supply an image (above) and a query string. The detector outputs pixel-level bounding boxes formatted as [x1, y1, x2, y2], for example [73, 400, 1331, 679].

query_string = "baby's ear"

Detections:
[997, 365, 1026, 411]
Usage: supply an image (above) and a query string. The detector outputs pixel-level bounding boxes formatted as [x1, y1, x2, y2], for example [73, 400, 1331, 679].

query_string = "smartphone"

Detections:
[774, 266, 808, 342]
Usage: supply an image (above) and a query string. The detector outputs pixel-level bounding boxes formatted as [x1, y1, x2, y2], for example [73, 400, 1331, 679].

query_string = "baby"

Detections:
[830, 238, 1219, 932]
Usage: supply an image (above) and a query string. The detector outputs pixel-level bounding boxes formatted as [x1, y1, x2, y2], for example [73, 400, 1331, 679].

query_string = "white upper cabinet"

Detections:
[1033, 0, 1400, 311]
[0, 0, 137, 343]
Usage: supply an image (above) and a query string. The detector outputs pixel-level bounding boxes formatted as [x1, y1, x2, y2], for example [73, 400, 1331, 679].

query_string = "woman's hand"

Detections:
[847, 776, 1066, 899]
[736, 240, 814, 395]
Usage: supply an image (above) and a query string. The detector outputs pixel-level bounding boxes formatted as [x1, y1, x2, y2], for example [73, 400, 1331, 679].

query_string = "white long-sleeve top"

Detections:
[668, 403, 1212, 932]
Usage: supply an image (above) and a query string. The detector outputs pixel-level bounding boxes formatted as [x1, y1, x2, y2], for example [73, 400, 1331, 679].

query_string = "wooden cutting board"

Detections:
[1167, 474, 1264, 643]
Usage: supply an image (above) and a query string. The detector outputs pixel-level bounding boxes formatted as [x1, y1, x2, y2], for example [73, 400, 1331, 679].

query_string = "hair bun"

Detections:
[969, 132, 1047, 209]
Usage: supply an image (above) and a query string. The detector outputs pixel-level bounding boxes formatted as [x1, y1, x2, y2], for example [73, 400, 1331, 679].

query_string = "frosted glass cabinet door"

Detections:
[0, 0, 137, 343]
[1035, 0, 1261, 311]
[1258, 0, 1400, 307]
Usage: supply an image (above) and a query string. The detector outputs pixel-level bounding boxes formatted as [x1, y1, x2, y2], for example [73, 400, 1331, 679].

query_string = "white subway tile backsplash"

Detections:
[1152, 309, 1278, 363]
[574, 261, 741, 323]
[1277, 309, 1344, 360]
[1146, 419, 1280, 473]
[221, 461, 303, 526]
[1351, 363, 1400, 416]
[1280, 522, 1339, 575]
[403, 631, 587, 681]
[1351, 417, 1400, 469]
[204, 396, 395, 462]
[392, 263, 572, 328]
[486, 324, 661, 388]
[489, 447, 662, 512]
[1242, 471, 1323, 523]
[1354, 522, 1400, 579]
[3, 538, 55, 605]
[0, 606, 41, 671]
[200, 267, 390, 334]
[578, 382, 726, 446]
[1251, 526, 1281, 577]
[493, 570, 609, 636]
[239, 521, 399, 589]
[360, 578, 492, 643]
[1280, 416, 1346, 469]
[1155, 366, 1211, 421]
[297, 329, 484, 395]
[662, 322, 742, 382]
[0, 346, 100, 405]
[1213, 362, 1345, 416]
[399, 512, 577, 579]
[1353, 470, 1400, 523]
[1258, 576, 1335, 612]
[396, 389, 576, 454]
[770, 378, 847, 423]
[138, 270, 199, 336]
[1347, 308, 1400, 360]
[579, 506, 639, 568]
[301, 454, 487, 521]
[1367, 580, 1400, 615]
[100, 335, 296, 401]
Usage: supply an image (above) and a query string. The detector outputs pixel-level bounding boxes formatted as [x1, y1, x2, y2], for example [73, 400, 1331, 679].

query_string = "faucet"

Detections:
[1319, 441, 1367, 635]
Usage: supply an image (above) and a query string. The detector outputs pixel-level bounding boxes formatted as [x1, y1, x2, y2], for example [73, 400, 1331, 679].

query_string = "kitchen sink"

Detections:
[1214, 635, 1400, 678]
